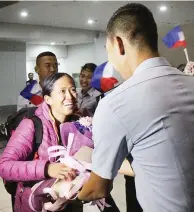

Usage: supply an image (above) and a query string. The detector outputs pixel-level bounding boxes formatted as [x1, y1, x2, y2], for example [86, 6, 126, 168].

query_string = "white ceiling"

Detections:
[0, 1, 194, 30]
[0, 1, 194, 45]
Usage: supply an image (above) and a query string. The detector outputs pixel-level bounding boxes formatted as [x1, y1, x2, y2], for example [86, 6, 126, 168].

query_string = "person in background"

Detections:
[77, 63, 101, 116]
[77, 3, 194, 212]
[17, 51, 58, 111]
[26, 73, 34, 86]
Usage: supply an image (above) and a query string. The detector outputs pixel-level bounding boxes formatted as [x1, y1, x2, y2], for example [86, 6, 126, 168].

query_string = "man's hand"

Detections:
[78, 172, 113, 201]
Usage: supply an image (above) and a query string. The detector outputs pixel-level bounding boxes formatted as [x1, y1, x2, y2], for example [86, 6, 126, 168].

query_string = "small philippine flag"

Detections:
[91, 62, 124, 93]
[162, 26, 187, 48]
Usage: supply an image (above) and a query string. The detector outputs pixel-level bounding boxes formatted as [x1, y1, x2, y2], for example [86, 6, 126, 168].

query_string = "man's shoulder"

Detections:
[104, 65, 186, 99]
[102, 80, 131, 104]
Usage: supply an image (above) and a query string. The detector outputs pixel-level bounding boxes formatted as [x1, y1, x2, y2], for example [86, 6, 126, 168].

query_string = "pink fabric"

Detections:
[29, 133, 92, 211]
[60, 122, 93, 156]
[29, 141, 110, 212]
[0, 102, 60, 212]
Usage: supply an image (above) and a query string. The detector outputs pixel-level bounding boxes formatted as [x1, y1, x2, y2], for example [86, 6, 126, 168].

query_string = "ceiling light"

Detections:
[160, 6, 167, 12]
[51, 42, 55, 45]
[88, 19, 94, 25]
[20, 11, 28, 18]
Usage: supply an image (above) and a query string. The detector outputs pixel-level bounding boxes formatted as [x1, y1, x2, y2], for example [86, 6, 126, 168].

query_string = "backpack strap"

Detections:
[22, 116, 43, 188]
[30, 116, 43, 154]
[24, 115, 43, 161]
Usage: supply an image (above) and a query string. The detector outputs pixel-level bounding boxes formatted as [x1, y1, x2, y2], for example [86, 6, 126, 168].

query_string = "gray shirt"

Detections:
[92, 57, 194, 212]
[77, 88, 101, 117]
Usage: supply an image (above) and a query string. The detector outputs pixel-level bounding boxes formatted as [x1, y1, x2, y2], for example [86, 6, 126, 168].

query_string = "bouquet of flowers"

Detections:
[60, 116, 93, 156]
[28, 117, 110, 212]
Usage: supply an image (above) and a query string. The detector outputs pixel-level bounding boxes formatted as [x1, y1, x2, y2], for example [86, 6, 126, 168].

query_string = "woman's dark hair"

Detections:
[81, 63, 97, 74]
[42, 73, 75, 97]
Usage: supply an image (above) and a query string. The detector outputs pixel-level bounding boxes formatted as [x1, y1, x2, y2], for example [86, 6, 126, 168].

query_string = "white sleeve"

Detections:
[17, 95, 29, 111]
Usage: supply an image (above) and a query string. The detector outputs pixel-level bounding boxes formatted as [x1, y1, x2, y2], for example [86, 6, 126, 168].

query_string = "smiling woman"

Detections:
[0, 72, 81, 212]
[42, 73, 77, 123]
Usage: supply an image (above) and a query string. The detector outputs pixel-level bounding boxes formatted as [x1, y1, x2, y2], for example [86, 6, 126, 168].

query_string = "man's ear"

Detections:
[116, 36, 125, 55]
[34, 66, 39, 74]
[44, 95, 52, 106]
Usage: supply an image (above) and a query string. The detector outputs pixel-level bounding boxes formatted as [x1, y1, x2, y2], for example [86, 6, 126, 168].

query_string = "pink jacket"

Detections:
[0, 102, 59, 181]
[0, 102, 61, 212]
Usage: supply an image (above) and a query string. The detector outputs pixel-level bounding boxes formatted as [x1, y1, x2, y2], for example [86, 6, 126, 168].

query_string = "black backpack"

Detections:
[3, 107, 43, 196]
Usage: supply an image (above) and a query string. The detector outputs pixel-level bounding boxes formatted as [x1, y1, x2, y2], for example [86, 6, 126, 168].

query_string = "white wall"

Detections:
[0, 41, 26, 106]
[26, 44, 68, 80]
[65, 43, 95, 74]
[26, 33, 107, 79]
[64, 33, 107, 75]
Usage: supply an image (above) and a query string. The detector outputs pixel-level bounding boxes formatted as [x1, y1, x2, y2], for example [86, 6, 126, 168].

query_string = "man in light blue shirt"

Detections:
[77, 3, 194, 212]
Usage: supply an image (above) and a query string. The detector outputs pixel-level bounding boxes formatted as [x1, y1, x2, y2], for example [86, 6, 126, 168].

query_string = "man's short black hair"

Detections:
[36, 51, 56, 65]
[107, 3, 158, 52]
[81, 63, 97, 74]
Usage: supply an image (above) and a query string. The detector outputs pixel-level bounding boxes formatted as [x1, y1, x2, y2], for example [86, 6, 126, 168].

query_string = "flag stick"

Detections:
[184, 48, 189, 63]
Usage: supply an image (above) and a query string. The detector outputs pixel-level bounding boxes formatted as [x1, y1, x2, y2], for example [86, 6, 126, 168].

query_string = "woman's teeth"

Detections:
[63, 103, 73, 107]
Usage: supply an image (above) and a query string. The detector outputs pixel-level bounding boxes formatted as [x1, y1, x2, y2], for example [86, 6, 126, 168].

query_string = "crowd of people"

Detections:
[0, 2, 194, 212]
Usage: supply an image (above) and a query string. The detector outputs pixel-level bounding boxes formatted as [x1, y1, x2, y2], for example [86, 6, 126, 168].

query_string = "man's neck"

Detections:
[130, 51, 160, 76]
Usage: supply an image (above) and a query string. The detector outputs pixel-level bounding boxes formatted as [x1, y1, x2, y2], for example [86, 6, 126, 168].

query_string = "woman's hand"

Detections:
[48, 163, 77, 180]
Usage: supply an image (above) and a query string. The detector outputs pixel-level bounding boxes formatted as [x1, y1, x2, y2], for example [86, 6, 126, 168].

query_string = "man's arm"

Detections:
[77, 99, 133, 201]
[78, 172, 113, 201]
[78, 160, 134, 201]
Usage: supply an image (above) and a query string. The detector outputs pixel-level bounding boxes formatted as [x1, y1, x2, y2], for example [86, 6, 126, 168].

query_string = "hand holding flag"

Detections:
[184, 61, 194, 76]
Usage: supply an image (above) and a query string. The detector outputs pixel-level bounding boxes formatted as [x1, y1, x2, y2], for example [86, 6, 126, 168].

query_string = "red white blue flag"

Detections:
[163, 26, 186, 48]
[91, 62, 124, 93]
